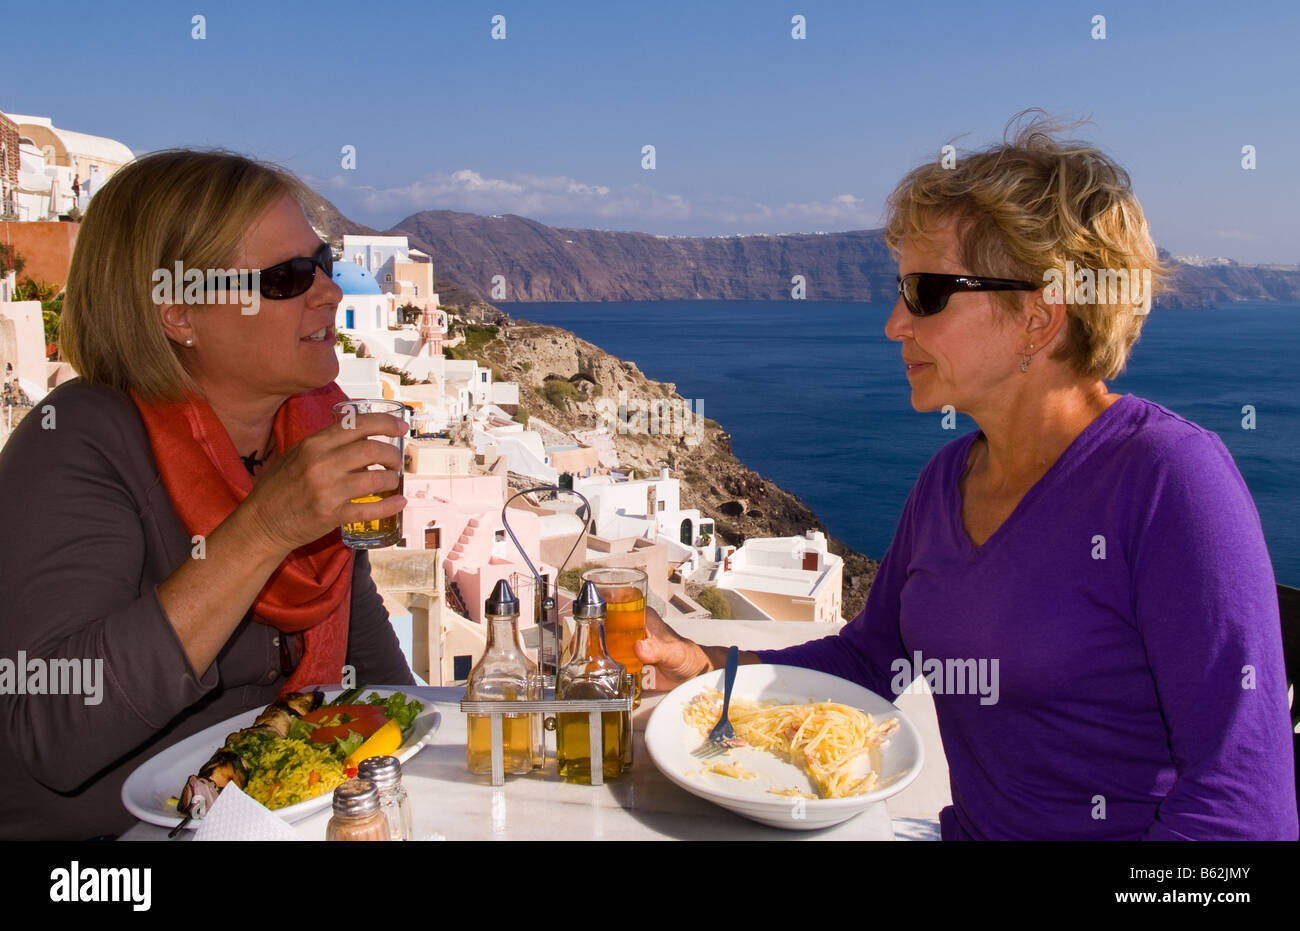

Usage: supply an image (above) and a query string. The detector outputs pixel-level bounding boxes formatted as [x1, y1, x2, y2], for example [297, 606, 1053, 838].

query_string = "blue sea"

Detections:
[501, 300, 1300, 587]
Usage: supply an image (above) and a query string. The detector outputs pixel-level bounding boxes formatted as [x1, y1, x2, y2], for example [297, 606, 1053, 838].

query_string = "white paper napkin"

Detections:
[192, 782, 305, 841]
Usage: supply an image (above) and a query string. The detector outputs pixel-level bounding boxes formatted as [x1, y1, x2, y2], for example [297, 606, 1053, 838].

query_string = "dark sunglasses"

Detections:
[207, 241, 334, 300]
[897, 272, 1039, 317]
[256, 241, 334, 299]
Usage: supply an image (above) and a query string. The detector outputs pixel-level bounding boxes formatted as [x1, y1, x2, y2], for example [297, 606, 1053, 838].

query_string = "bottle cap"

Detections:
[573, 580, 607, 619]
[332, 778, 380, 816]
[357, 756, 402, 790]
[485, 579, 519, 616]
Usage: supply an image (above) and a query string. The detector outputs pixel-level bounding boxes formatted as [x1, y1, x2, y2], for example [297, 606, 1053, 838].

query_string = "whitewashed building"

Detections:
[713, 530, 843, 623]
[573, 468, 716, 577]
[3, 113, 132, 220]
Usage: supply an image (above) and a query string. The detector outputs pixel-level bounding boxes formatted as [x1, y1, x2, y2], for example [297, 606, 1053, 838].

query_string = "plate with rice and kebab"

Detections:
[121, 685, 439, 832]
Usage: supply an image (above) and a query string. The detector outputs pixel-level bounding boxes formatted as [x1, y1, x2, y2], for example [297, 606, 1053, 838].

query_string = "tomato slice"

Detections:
[300, 704, 389, 744]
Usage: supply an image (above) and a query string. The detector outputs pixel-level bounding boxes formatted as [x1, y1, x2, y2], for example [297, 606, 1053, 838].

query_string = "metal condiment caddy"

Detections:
[459, 486, 634, 786]
[460, 683, 634, 786]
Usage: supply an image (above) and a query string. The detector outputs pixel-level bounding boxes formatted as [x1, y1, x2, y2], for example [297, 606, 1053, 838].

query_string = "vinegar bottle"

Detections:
[465, 579, 544, 775]
[555, 581, 632, 783]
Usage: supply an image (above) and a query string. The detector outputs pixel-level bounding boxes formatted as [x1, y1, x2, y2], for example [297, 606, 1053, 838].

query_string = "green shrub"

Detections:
[695, 587, 731, 620]
[0, 243, 25, 276]
[542, 379, 579, 407]
[557, 562, 602, 593]
[15, 277, 59, 302]
[512, 408, 530, 427]
[520, 361, 533, 373]
[42, 310, 60, 347]
[335, 331, 357, 353]
[463, 324, 499, 351]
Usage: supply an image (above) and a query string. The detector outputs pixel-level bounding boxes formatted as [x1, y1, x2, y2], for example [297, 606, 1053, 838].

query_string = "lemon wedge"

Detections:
[346, 718, 402, 769]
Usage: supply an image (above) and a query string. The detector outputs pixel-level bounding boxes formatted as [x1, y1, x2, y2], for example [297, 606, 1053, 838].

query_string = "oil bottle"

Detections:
[555, 580, 632, 783]
[465, 579, 543, 775]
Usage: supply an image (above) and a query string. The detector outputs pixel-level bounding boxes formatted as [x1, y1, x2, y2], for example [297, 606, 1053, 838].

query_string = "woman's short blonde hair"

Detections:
[61, 149, 316, 402]
[884, 112, 1170, 380]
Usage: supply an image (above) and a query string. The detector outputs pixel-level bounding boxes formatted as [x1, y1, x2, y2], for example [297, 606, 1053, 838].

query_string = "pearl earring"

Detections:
[185, 339, 193, 346]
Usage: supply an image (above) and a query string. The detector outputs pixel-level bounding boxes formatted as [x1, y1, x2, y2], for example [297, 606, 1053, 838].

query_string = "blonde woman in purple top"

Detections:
[636, 116, 1298, 840]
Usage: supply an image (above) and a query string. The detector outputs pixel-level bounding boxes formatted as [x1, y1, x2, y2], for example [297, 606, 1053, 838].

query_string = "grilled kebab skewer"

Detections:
[171, 690, 325, 835]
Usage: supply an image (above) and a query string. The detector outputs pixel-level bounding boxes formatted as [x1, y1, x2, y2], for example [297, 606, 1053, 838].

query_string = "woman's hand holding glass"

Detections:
[241, 412, 408, 554]
[633, 611, 759, 690]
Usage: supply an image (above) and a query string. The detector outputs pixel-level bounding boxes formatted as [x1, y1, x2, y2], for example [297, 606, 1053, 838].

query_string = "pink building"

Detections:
[402, 472, 555, 628]
[546, 442, 601, 478]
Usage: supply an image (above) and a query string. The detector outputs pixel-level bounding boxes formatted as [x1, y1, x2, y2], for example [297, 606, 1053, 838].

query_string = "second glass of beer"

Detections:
[580, 566, 647, 707]
[331, 398, 407, 548]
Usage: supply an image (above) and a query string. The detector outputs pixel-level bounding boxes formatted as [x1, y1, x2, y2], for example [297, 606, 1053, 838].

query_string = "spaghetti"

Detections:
[699, 759, 757, 780]
[684, 689, 898, 798]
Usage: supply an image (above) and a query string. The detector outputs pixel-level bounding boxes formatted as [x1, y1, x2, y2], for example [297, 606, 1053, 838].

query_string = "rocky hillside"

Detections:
[395, 211, 898, 303]
[1157, 255, 1300, 305]
[302, 189, 380, 242]
[392, 210, 1300, 308]
[462, 320, 879, 613]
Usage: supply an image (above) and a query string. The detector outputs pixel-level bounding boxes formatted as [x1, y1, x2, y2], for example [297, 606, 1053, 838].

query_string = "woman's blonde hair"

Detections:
[61, 149, 316, 402]
[884, 112, 1170, 380]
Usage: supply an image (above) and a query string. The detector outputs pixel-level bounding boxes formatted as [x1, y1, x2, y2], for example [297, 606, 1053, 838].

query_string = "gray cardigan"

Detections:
[0, 378, 415, 839]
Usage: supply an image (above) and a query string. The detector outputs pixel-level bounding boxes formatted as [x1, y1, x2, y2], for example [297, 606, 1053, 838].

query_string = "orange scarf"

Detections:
[129, 383, 354, 694]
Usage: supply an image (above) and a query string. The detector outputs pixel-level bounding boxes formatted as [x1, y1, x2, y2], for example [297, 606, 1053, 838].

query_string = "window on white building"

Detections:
[372, 251, 382, 269]
[480, 372, 488, 383]
[354, 254, 363, 265]
[657, 501, 665, 511]
[413, 285, 419, 297]
[385, 273, 393, 282]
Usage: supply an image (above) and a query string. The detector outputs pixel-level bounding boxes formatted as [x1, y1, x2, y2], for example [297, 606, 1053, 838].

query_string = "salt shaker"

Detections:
[357, 755, 412, 841]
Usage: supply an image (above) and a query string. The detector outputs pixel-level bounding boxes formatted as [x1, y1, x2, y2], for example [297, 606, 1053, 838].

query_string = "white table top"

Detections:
[120, 686, 940, 841]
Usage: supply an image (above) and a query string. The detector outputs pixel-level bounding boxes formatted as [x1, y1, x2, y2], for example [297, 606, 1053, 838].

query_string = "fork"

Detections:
[693, 645, 739, 759]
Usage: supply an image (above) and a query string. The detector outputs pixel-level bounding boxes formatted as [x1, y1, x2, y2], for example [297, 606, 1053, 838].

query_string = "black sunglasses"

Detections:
[897, 272, 1039, 317]
[256, 241, 334, 299]
[207, 241, 334, 300]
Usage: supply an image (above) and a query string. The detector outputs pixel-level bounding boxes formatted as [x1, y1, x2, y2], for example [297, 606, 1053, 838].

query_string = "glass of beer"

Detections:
[331, 398, 407, 548]
[580, 567, 647, 707]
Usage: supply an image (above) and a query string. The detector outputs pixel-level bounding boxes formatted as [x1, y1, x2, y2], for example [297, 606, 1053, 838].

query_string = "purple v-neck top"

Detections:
[755, 394, 1297, 840]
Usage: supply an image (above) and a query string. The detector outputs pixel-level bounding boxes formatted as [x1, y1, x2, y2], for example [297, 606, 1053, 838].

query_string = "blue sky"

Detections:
[6, 0, 1298, 262]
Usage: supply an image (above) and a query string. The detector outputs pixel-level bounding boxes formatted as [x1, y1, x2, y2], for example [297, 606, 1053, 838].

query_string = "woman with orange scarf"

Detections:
[0, 150, 415, 839]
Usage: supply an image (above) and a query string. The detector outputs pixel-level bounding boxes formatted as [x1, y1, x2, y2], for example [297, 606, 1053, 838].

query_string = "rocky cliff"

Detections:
[391, 210, 1300, 308]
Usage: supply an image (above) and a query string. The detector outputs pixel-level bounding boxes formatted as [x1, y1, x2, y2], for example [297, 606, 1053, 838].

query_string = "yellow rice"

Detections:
[241, 737, 348, 810]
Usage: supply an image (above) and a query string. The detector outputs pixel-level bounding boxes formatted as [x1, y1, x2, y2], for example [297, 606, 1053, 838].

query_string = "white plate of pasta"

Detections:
[644, 664, 924, 830]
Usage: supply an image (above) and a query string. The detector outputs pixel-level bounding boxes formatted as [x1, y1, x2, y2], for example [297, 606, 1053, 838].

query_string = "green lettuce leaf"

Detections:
[367, 691, 424, 733]
[334, 731, 367, 759]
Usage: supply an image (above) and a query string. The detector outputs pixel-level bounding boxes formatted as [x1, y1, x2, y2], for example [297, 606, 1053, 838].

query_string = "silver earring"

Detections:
[1019, 343, 1034, 373]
